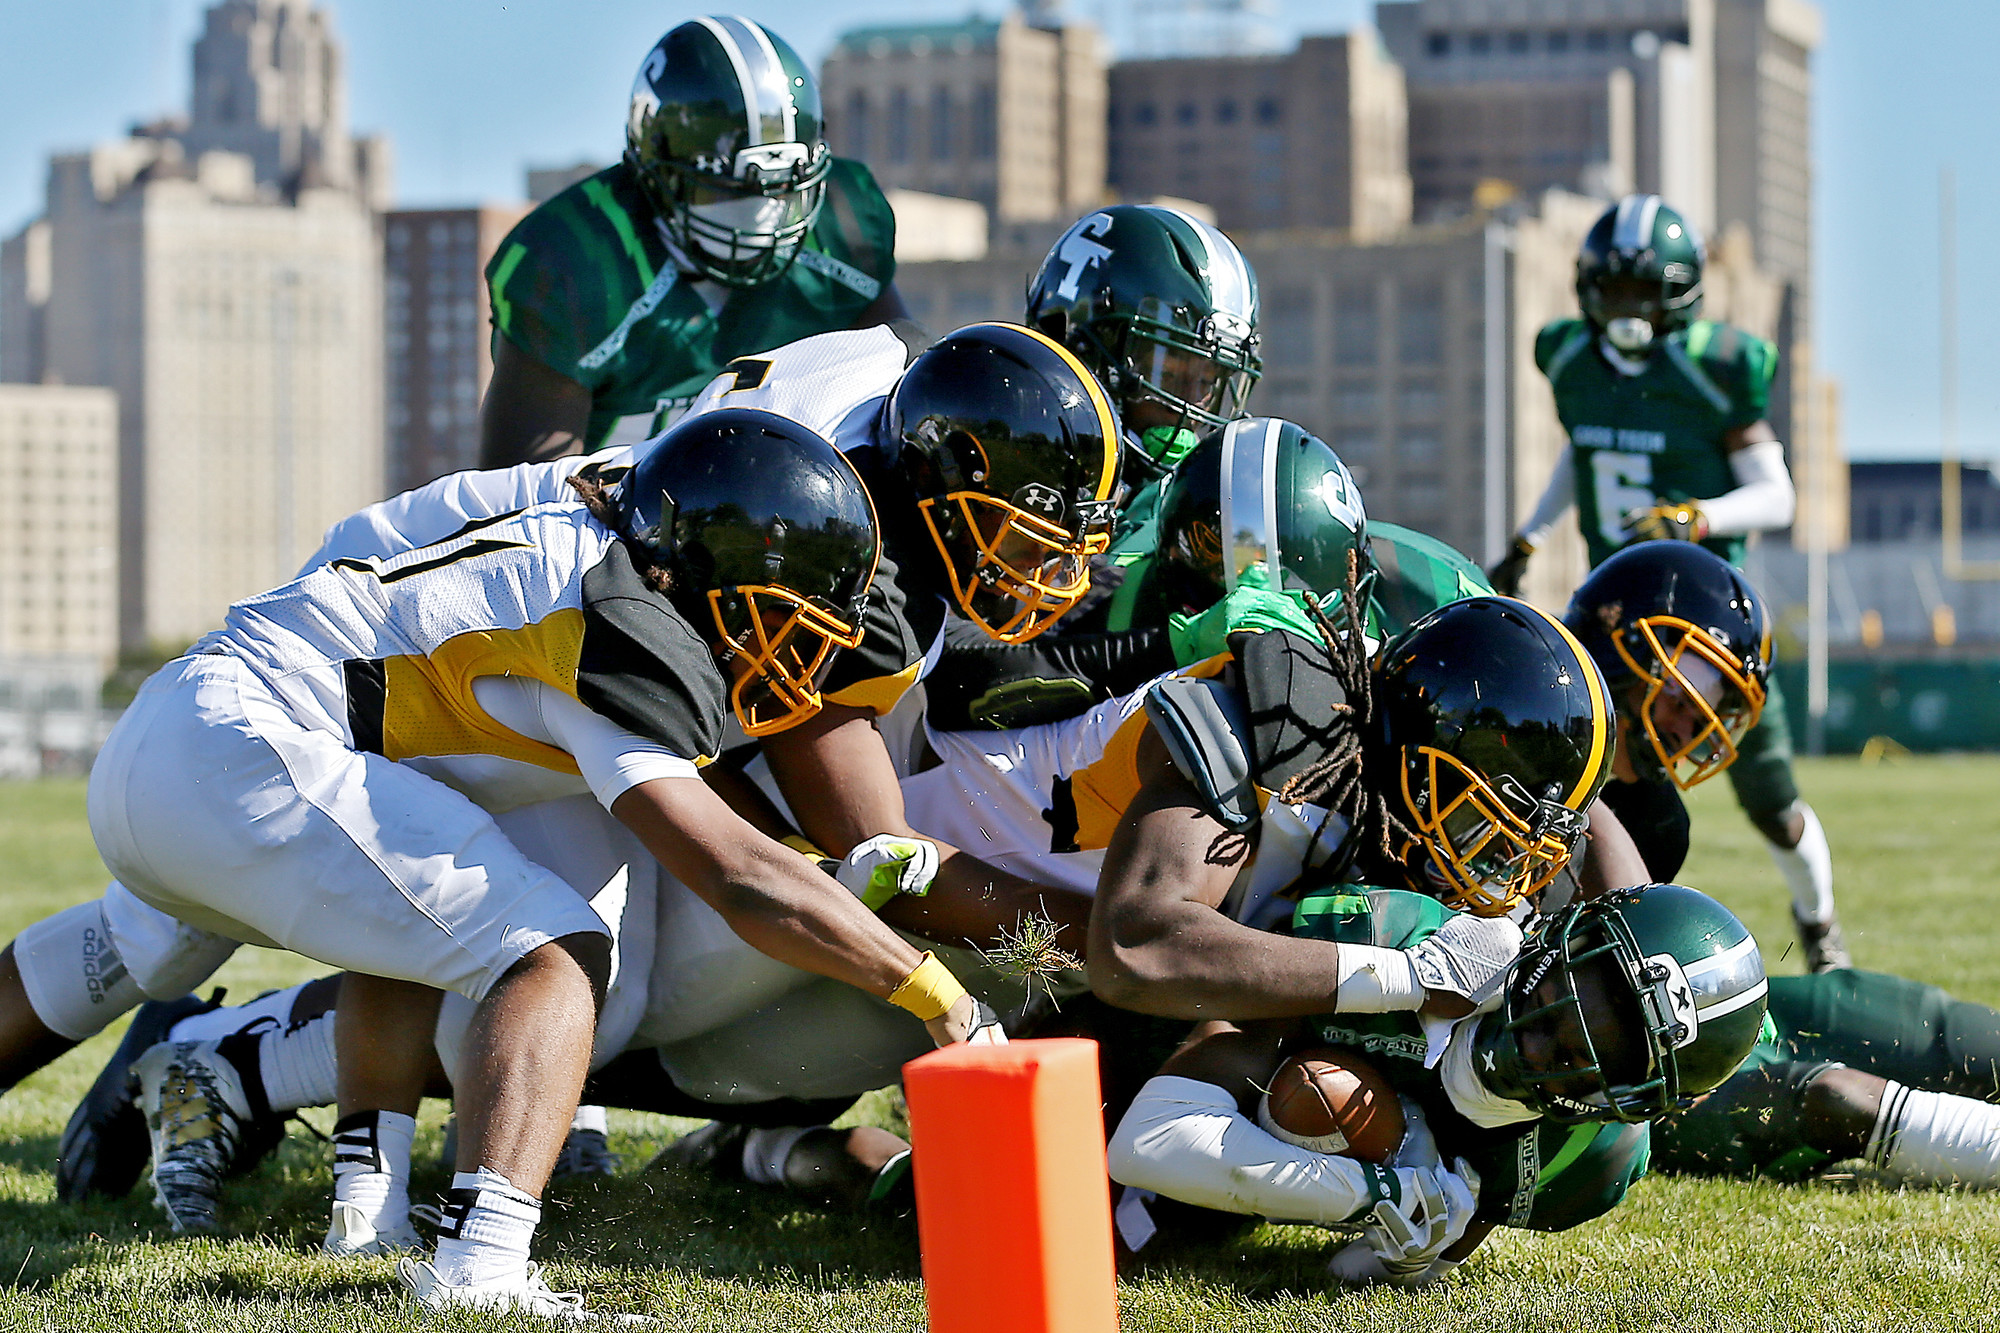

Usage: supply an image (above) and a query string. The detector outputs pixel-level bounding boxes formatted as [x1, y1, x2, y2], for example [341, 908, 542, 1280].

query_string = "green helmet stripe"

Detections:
[694, 15, 766, 148]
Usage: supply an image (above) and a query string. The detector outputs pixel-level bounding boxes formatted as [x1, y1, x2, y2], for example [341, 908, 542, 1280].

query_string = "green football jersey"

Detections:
[1536, 318, 1779, 568]
[1366, 523, 1493, 640]
[487, 158, 897, 451]
[1289, 888, 1650, 1232]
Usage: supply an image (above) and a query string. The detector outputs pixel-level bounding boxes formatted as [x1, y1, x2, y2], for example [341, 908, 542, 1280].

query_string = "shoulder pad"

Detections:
[1144, 676, 1256, 831]
[1235, 629, 1353, 795]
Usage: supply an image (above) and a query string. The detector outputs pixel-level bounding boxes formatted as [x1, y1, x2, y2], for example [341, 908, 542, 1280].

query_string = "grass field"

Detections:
[1, 758, 1998, 1330]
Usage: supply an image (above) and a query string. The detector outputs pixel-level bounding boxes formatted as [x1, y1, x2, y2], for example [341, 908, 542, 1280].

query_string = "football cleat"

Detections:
[321, 1199, 423, 1258]
[551, 1126, 621, 1181]
[397, 1257, 654, 1324]
[1795, 909, 1852, 974]
[57, 991, 222, 1203]
[645, 1119, 747, 1178]
[133, 1039, 257, 1233]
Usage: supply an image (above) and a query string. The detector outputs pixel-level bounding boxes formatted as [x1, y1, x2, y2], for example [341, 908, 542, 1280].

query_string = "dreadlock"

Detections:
[567, 471, 675, 596]
[1274, 550, 1422, 880]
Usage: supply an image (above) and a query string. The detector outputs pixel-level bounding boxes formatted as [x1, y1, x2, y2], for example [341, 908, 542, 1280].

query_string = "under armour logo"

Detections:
[1015, 483, 1065, 518]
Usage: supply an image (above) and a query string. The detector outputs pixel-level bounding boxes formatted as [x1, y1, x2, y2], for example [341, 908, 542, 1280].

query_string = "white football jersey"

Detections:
[898, 658, 1348, 929]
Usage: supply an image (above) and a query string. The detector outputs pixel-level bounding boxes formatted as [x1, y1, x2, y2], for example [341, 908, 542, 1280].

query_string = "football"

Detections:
[1255, 1044, 1406, 1163]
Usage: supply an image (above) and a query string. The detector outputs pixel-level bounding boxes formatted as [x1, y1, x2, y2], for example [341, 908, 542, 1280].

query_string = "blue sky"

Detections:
[0, 0, 1991, 462]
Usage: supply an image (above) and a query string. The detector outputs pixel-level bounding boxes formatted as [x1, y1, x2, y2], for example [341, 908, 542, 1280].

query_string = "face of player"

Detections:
[1511, 953, 1649, 1109]
[1611, 653, 1732, 783]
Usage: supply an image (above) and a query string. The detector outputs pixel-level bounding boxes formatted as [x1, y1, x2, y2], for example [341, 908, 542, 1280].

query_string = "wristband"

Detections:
[887, 951, 967, 1022]
[1334, 945, 1424, 1013]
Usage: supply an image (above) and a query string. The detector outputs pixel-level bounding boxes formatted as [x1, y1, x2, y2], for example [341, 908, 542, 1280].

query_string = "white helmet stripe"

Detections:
[1218, 417, 1284, 594]
[731, 15, 796, 144]
[1154, 206, 1256, 323]
[1696, 978, 1768, 1021]
[1681, 932, 1759, 983]
[695, 15, 765, 147]
[1613, 194, 1662, 251]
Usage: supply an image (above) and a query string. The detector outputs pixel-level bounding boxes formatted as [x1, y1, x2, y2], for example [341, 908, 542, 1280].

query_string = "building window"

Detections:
[889, 88, 911, 164]
[1255, 97, 1281, 125]
[1505, 30, 1529, 54]
[973, 86, 997, 156]
[1134, 102, 1157, 127]
[1584, 29, 1609, 51]
[846, 90, 871, 160]
[1547, 30, 1571, 53]
[1216, 99, 1238, 124]
[1262, 289, 1315, 370]
[1426, 32, 1449, 56]
[1176, 102, 1198, 126]
[931, 86, 955, 161]
[1467, 32, 1491, 55]
[1334, 287, 1378, 367]
[1397, 285, 1444, 366]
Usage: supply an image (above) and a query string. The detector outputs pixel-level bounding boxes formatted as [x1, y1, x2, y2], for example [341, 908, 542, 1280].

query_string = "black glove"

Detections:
[1486, 537, 1534, 596]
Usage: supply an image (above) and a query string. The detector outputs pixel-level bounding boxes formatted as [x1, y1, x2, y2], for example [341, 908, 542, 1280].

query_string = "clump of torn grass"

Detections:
[975, 903, 1084, 1007]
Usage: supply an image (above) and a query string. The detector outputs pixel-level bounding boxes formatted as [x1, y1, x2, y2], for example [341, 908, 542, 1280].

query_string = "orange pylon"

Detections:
[903, 1038, 1120, 1333]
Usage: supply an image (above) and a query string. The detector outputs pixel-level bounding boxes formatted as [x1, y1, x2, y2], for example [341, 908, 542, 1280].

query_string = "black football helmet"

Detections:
[1026, 205, 1261, 471]
[625, 17, 830, 287]
[1151, 417, 1373, 617]
[1476, 883, 1768, 1123]
[1564, 542, 1770, 789]
[1368, 597, 1616, 915]
[889, 323, 1121, 644]
[1576, 194, 1705, 354]
[617, 408, 878, 736]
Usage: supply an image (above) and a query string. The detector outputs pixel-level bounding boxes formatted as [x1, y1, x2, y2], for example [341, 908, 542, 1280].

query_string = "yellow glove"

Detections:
[1623, 500, 1708, 543]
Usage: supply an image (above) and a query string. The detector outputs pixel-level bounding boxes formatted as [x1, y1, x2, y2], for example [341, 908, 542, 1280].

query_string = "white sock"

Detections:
[1767, 802, 1836, 924]
[167, 985, 304, 1043]
[256, 1013, 339, 1113]
[741, 1125, 814, 1186]
[433, 1167, 541, 1286]
[1867, 1082, 2000, 1188]
[570, 1104, 607, 1135]
[332, 1109, 416, 1232]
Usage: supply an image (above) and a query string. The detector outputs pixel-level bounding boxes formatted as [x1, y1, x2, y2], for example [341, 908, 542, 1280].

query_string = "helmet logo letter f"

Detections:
[1053, 213, 1115, 301]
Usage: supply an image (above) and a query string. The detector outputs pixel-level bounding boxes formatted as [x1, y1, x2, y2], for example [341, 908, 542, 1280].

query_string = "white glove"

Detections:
[1327, 1241, 1463, 1289]
[835, 834, 941, 911]
[1405, 914, 1523, 1007]
[1350, 1155, 1481, 1283]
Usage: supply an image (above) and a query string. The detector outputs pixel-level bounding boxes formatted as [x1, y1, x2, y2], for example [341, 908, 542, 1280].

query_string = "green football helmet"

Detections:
[1576, 194, 1704, 354]
[1478, 883, 1769, 1124]
[1151, 417, 1372, 617]
[625, 17, 830, 288]
[1025, 205, 1261, 471]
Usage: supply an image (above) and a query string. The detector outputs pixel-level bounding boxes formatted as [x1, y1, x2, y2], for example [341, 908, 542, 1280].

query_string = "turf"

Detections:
[0, 758, 1996, 1330]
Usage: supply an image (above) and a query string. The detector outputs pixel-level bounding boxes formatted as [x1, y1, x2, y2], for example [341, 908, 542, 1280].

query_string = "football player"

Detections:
[481, 17, 910, 467]
[1108, 882, 1767, 1285]
[35, 324, 1116, 1239]
[1488, 193, 1844, 971]
[19, 411, 997, 1321]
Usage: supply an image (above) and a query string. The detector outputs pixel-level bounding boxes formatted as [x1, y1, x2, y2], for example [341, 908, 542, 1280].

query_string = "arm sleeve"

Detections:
[1107, 1075, 1385, 1225]
[471, 675, 699, 809]
[1701, 439, 1796, 536]
[1516, 449, 1576, 548]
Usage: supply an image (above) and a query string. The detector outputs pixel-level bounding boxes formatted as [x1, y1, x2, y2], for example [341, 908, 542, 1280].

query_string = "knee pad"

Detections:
[15, 900, 148, 1041]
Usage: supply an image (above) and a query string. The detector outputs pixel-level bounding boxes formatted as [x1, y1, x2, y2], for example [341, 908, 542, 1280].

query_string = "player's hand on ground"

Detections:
[1622, 500, 1708, 543]
[925, 993, 1008, 1047]
[1407, 912, 1523, 1009]
[1486, 537, 1534, 597]
[834, 834, 941, 910]
[1331, 1155, 1480, 1286]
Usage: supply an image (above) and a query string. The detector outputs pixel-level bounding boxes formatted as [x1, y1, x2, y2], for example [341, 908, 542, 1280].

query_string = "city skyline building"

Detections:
[0, 0, 385, 652]
[820, 11, 1107, 224]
